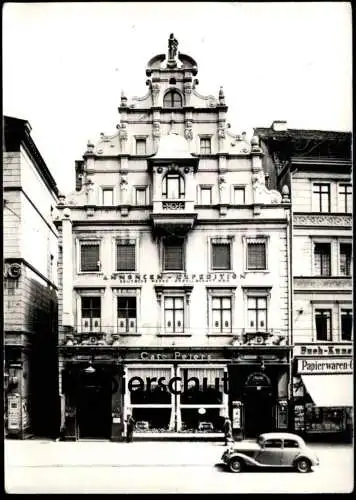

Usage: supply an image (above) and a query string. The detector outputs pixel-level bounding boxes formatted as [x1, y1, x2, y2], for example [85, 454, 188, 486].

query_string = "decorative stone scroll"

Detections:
[162, 201, 185, 210]
[293, 214, 352, 227]
[252, 170, 282, 205]
[294, 277, 352, 289]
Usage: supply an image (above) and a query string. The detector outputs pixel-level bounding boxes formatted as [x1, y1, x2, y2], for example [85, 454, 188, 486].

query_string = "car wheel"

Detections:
[228, 458, 243, 473]
[295, 458, 311, 473]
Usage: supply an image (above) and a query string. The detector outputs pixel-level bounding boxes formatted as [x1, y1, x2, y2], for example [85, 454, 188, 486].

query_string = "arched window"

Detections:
[163, 90, 182, 108]
[162, 173, 185, 199]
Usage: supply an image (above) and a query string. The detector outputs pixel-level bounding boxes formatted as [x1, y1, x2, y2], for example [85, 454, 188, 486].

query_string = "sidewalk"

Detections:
[5, 439, 353, 468]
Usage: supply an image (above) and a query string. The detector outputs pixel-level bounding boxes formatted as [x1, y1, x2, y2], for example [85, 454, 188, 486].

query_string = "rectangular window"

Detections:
[314, 243, 331, 276]
[341, 309, 352, 341]
[135, 187, 147, 206]
[313, 183, 330, 212]
[247, 297, 267, 331]
[200, 138, 211, 154]
[339, 184, 352, 213]
[233, 187, 245, 204]
[247, 242, 266, 270]
[201, 186, 212, 204]
[340, 243, 352, 276]
[212, 243, 231, 270]
[315, 309, 332, 341]
[135, 139, 147, 155]
[116, 241, 136, 271]
[80, 243, 100, 272]
[81, 297, 101, 331]
[117, 297, 137, 333]
[163, 239, 184, 271]
[164, 296, 184, 333]
[102, 188, 114, 205]
[212, 296, 232, 333]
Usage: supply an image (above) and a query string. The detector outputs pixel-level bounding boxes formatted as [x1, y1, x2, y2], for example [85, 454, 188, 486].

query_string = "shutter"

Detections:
[164, 241, 183, 270]
[117, 243, 135, 271]
[247, 242, 266, 270]
[81, 244, 100, 272]
[212, 243, 230, 270]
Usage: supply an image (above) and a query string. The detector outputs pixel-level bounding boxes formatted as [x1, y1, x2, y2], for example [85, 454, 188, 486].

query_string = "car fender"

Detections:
[292, 453, 313, 467]
[228, 452, 260, 467]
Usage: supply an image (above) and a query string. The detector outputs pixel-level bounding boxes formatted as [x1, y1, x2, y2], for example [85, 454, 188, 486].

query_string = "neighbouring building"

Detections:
[55, 35, 292, 442]
[256, 122, 353, 441]
[3, 116, 59, 439]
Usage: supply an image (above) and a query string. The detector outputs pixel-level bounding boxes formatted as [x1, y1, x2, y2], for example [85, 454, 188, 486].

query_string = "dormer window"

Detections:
[163, 90, 182, 108]
[162, 173, 185, 199]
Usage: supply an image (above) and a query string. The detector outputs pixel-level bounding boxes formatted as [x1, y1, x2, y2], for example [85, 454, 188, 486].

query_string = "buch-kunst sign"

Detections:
[294, 344, 352, 356]
[298, 358, 353, 374]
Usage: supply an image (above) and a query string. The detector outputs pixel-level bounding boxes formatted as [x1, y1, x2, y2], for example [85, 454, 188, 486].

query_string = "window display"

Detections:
[132, 408, 172, 432]
[180, 408, 224, 433]
[304, 405, 346, 433]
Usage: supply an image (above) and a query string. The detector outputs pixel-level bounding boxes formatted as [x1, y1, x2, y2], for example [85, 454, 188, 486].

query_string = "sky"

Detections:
[3, 2, 352, 194]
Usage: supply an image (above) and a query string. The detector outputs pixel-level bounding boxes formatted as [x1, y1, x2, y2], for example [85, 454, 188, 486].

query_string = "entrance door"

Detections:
[76, 370, 112, 439]
[243, 388, 274, 438]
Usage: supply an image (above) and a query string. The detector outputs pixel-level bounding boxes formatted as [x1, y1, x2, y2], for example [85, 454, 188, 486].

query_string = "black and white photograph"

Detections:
[3, 1, 353, 494]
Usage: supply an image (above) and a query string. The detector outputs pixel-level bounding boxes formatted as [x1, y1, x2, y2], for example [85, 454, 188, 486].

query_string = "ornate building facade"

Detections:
[256, 122, 353, 441]
[55, 36, 292, 441]
[4, 116, 59, 439]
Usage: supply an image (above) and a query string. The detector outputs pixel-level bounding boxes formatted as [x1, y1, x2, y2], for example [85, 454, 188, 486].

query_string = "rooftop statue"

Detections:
[168, 33, 178, 60]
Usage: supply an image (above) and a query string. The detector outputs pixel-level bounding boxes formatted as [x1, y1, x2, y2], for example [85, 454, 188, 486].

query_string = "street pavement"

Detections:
[4, 439, 354, 494]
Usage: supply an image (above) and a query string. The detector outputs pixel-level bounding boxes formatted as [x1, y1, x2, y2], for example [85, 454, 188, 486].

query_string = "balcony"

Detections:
[151, 199, 197, 236]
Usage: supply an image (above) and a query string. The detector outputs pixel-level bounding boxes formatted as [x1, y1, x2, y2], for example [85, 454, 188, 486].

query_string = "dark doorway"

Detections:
[76, 367, 112, 439]
[243, 388, 274, 438]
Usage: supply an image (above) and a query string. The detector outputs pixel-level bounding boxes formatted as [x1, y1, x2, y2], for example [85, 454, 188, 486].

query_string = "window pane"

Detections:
[136, 188, 147, 205]
[212, 309, 221, 330]
[136, 139, 146, 155]
[313, 184, 330, 212]
[116, 243, 136, 271]
[102, 189, 113, 205]
[163, 91, 182, 108]
[247, 309, 256, 328]
[315, 309, 332, 341]
[234, 187, 245, 204]
[201, 187, 212, 204]
[212, 297, 221, 309]
[284, 440, 299, 448]
[212, 243, 230, 270]
[247, 297, 257, 309]
[81, 244, 100, 272]
[257, 309, 267, 330]
[81, 297, 101, 318]
[265, 439, 282, 448]
[314, 243, 331, 276]
[165, 309, 174, 331]
[200, 138, 211, 154]
[164, 297, 173, 309]
[174, 297, 184, 309]
[164, 240, 184, 270]
[247, 242, 266, 270]
[222, 297, 231, 309]
[340, 243, 352, 276]
[341, 310, 352, 341]
[175, 309, 184, 332]
[257, 297, 267, 309]
[222, 309, 231, 331]
[339, 184, 352, 213]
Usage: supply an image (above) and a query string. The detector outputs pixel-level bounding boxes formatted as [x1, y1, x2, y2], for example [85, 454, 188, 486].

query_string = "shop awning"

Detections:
[301, 374, 353, 407]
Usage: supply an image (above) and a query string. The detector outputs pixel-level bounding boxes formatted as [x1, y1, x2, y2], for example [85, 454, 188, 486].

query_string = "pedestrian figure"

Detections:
[223, 417, 233, 445]
[126, 414, 136, 443]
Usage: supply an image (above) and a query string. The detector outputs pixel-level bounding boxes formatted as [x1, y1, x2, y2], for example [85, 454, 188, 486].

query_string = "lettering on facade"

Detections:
[140, 351, 212, 361]
[110, 272, 237, 284]
[295, 344, 353, 357]
[297, 358, 353, 374]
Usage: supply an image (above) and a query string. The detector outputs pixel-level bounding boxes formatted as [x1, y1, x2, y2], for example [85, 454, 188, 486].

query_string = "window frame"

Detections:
[199, 137, 212, 155]
[264, 438, 283, 449]
[339, 241, 352, 276]
[163, 89, 183, 108]
[134, 186, 148, 206]
[135, 137, 147, 156]
[243, 287, 271, 334]
[313, 241, 332, 277]
[340, 307, 352, 342]
[208, 236, 234, 272]
[200, 185, 213, 205]
[207, 287, 236, 336]
[314, 308, 333, 342]
[102, 187, 114, 206]
[75, 288, 105, 333]
[162, 172, 185, 200]
[312, 183, 331, 213]
[115, 238, 137, 272]
[243, 236, 269, 273]
[155, 286, 192, 336]
[112, 287, 141, 336]
[338, 183, 352, 213]
[232, 185, 246, 205]
[77, 239, 103, 274]
[161, 237, 185, 272]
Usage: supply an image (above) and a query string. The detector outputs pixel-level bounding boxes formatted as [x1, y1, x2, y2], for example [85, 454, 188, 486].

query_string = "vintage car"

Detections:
[221, 432, 319, 473]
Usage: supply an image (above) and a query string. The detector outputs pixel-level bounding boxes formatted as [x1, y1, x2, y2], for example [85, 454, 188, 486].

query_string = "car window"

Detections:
[264, 439, 282, 448]
[284, 439, 299, 448]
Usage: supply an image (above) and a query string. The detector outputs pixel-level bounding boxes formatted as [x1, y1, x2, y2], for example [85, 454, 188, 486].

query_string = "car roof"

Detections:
[259, 432, 305, 443]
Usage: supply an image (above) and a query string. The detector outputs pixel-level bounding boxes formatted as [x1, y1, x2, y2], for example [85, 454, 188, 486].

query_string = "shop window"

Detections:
[127, 367, 172, 405]
[314, 243, 331, 276]
[211, 243, 231, 270]
[233, 187, 245, 205]
[163, 238, 184, 271]
[131, 408, 172, 432]
[135, 138, 147, 155]
[339, 183, 352, 213]
[247, 241, 267, 270]
[102, 188, 114, 205]
[200, 138, 211, 155]
[180, 367, 224, 405]
[212, 296, 232, 333]
[313, 183, 330, 212]
[341, 309, 352, 341]
[247, 296, 267, 331]
[163, 90, 182, 108]
[340, 243, 352, 276]
[315, 309, 332, 341]
[264, 439, 282, 448]
[116, 240, 136, 271]
[164, 296, 184, 333]
[135, 187, 147, 206]
[304, 406, 346, 433]
[200, 186, 212, 204]
[81, 297, 101, 332]
[180, 408, 224, 433]
[117, 297, 137, 333]
[162, 173, 185, 199]
[80, 242, 100, 272]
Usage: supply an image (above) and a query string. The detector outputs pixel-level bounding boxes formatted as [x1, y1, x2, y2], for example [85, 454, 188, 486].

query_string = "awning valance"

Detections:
[301, 374, 353, 407]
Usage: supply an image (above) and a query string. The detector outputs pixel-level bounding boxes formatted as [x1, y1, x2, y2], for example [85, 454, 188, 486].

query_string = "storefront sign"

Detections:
[140, 351, 212, 361]
[7, 394, 21, 430]
[110, 272, 237, 284]
[298, 358, 353, 374]
[294, 344, 352, 357]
